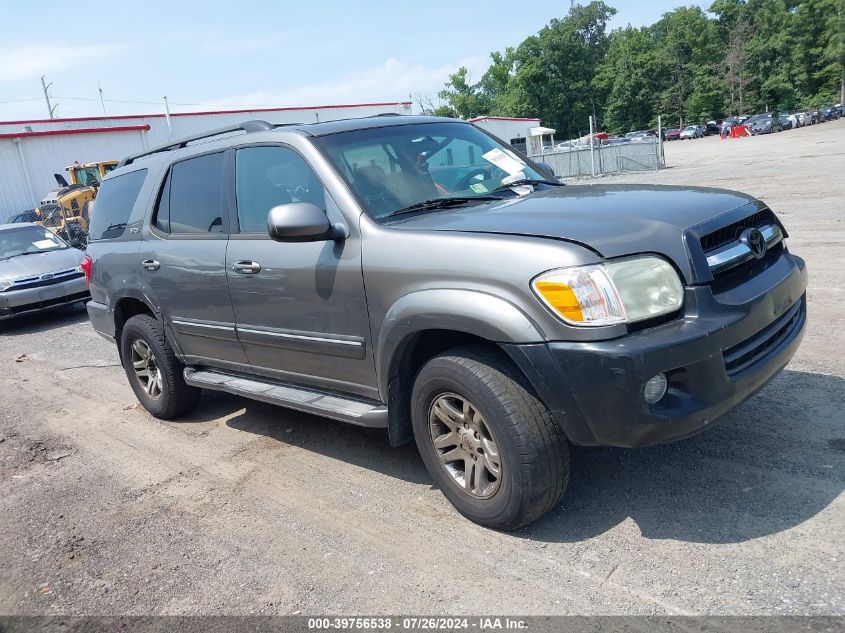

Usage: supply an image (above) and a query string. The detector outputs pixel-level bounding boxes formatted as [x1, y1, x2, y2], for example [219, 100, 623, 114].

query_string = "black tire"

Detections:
[411, 345, 569, 530]
[120, 314, 200, 419]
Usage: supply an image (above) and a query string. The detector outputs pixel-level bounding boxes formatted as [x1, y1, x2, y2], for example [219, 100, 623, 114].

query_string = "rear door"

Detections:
[225, 144, 377, 399]
[138, 151, 248, 369]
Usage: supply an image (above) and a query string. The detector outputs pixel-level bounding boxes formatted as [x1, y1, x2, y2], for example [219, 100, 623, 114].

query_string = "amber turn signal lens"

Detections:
[532, 281, 584, 322]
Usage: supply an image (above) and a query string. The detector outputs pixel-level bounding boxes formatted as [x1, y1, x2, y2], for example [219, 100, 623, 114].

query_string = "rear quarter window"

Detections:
[87, 169, 148, 241]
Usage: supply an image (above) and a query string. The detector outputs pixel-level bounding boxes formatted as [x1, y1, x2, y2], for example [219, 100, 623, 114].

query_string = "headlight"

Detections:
[532, 256, 684, 326]
[0, 279, 11, 291]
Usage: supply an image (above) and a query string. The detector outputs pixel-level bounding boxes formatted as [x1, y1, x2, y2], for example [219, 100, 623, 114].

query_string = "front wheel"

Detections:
[411, 346, 569, 530]
[120, 314, 200, 419]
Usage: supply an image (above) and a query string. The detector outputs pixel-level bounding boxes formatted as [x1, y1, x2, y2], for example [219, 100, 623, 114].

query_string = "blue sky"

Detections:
[1, 1, 705, 121]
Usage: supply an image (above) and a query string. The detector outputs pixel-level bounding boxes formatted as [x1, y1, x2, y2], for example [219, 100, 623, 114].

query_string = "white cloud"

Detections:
[188, 55, 490, 112]
[0, 42, 129, 83]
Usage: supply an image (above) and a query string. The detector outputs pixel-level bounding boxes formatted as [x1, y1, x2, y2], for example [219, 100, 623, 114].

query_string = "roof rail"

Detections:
[119, 119, 274, 166]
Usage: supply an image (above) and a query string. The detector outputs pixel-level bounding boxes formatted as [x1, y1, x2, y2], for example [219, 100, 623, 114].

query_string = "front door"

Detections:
[225, 145, 377, 400]
[139, 151, 248, 369]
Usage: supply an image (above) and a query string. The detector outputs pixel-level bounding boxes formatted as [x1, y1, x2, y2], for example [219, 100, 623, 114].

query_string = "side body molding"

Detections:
[375, 288, 545, 401]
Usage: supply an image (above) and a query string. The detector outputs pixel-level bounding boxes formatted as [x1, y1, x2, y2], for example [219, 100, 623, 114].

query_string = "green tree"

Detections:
[436, 67, 490, 119]
[651, 6, 723, 127]
[424, 0, 844, 136]
[743, 0, 799, 111]
[791, 0, 845, 105]
[504, 1, 618, 137]
[594, 26, 663, 133]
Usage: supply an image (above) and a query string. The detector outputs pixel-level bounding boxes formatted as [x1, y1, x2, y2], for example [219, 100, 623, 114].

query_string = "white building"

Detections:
[0, 101, 412, 221]
[467, 116, 556, 157]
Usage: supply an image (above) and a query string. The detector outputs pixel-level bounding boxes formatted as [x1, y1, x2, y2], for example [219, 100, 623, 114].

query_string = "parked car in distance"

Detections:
[703, 122, 720, 136]
[823, 106, 840, 121]
[84, 115, 807, 529]
[779, 115, 794, 130]
[9, 210, 39, 224]
[679, 124, 704, 139]
[0, 223, 89, 320]
[749, 113, 783, 134]
[663, 128, 681, 141]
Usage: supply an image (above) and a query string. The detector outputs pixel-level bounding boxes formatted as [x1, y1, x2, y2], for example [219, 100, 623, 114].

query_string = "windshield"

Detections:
[312, 121, 549, 220]
[40, 206, 65, 228]
[0, 225, 68, 260]
[72, 167, 101, 186]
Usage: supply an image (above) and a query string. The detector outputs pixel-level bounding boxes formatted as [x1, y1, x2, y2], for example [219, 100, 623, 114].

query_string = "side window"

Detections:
[163, 152, 227, 234]
[235, 146, 326, 233]
[87, 169, 147, 241]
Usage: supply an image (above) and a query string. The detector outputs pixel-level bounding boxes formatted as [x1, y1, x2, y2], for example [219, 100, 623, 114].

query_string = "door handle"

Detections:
[141, 259, 160, 271]
[232, 260, 261, 274]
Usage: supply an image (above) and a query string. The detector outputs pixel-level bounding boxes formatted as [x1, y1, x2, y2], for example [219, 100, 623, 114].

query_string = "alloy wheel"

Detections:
[428, 393, 502, 499]
[130, 339, 162, 399]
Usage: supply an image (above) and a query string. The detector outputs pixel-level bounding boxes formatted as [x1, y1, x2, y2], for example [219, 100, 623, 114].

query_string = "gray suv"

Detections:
[84, 116, 807, 529]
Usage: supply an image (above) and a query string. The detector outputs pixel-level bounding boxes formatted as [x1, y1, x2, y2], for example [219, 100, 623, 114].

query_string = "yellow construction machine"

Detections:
[35, 160, 117, 247]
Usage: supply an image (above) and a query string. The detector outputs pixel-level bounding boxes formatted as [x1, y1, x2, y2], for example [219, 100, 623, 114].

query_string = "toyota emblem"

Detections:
[740, 227, 767, 259]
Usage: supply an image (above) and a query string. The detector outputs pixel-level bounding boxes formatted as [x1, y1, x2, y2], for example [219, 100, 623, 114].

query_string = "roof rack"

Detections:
[119, 119, 275, 166]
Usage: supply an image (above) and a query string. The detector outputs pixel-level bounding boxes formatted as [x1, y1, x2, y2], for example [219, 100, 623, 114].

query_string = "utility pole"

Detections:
[99, 85, 107, 118]
[41, 75, 57, 119]
[163, 96, 173, 141]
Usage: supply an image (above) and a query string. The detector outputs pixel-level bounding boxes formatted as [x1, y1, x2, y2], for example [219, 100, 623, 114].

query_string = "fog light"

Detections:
[644, 373, 668, 404]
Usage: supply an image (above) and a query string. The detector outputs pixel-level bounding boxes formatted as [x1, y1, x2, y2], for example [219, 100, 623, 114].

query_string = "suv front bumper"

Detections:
[505, 252, 807, 448]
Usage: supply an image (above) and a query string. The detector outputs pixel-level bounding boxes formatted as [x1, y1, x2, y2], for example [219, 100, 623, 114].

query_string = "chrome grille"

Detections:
[3, 267, 82, 292]
[706, 224, 784, 274]
[699, 209, 785, 278]
[699, 210, 774, 252]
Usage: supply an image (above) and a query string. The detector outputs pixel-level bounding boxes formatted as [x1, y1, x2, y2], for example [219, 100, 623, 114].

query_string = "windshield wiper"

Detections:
[15, 250, 49, 256]
[0, 251, 39, 261]
[382, 196, 500, 219]
[490, 178, 564, 194]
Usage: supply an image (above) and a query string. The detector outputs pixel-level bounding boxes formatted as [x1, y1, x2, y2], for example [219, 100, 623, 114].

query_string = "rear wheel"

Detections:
[411, 346, 569, 530]
[120, 315, 200, 419]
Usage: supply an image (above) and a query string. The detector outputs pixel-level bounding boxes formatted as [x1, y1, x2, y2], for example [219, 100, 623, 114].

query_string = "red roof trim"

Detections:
[0, 101, 413, 126]
[0, 124, 150, 140]
[467, 116, 542, 122]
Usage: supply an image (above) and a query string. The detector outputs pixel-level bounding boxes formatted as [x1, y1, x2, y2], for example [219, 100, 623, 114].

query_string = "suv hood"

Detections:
[0, 248, 83, 282]
[388, 184, 761, 282]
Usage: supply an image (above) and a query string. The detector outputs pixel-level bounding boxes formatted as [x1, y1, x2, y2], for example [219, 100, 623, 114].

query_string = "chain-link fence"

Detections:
[537, 138, 665, 179]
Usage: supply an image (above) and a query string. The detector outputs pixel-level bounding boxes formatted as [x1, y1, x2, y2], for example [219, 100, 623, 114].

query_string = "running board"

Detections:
[183, 368, 388, 428]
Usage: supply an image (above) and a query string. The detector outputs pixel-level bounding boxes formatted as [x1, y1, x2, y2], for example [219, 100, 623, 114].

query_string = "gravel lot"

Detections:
[1, 121, 843, 616]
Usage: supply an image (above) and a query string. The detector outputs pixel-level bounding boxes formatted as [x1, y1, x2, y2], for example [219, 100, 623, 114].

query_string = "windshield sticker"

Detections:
[469, 183, 489, 193]
[32, 239, 55, 249]
[482, 148, 526, 176]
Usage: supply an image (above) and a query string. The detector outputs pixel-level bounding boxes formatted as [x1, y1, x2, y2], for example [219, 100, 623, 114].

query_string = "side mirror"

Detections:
[267, 202, 346, 242]
[535, 161, 556, 179]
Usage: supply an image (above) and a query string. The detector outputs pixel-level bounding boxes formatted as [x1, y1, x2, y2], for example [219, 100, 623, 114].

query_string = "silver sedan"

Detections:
[0, 223, 89, 320]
